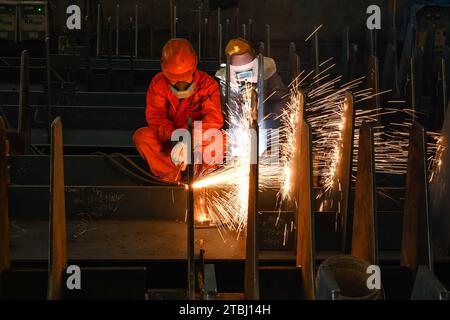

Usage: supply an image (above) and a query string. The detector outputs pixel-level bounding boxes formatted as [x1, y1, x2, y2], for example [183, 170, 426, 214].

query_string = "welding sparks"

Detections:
[191, 27, 442, 237]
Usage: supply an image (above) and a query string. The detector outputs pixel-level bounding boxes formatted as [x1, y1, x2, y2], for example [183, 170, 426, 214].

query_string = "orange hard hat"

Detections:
[225, 38, 255, 56]
[161, 38, 198, 84]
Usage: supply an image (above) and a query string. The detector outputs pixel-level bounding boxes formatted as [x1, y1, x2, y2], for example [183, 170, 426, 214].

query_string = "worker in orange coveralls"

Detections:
[133, 38, 224, 182]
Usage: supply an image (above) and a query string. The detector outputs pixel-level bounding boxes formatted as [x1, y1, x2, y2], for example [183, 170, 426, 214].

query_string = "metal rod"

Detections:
[248, 19, 253, 44]
[204, 18, 208, 59]
[187, 118, 195, 300]
[235, 7, 239, 37]
[174, 5, 177, 38]
[410, 56, 416, 117]
[18, 50, 29, 139]
[244, 54, 263, 300]
[313, 25, 319, 77]
[258, 41, 265, 55]
[218, 23, 223, 65]
[225, 18, 230, 46]
[129, 17, 133, 61]
[265, 24, 271, 57]
[169, 0, 174, 38]
[116, 3, 119, 57]
[217, 7, 221, 59]
[242, 24, 246, 40]
[84, 15, 90, 91]
[225, 54, 231, 128]
[96, 3, 100, 57]
[107, 16, 112, 90]
[341, 26, 350, 82]
[135, 4, 138, 58]
[198, 5, 202, 60]
[45, 37, 52, 143]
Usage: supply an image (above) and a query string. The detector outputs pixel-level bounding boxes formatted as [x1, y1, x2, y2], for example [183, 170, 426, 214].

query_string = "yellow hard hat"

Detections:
[225, 38, 255, 56]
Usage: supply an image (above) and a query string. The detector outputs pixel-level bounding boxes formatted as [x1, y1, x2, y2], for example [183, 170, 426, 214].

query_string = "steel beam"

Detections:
[0, 118, 9, 274]
[295, 119, 315, 300]
[47, 117, 67, 300]
[351, 122, 378, 265]
[401, 122, 433, 274]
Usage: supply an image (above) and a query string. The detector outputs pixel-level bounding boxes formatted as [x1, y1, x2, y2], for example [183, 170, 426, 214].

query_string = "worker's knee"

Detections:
[133, 127, 154, 146]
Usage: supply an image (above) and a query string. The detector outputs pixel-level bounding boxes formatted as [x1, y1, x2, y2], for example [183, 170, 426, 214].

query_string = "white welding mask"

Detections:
[230, 57, 259, 86]
[170, 82, 196, 99]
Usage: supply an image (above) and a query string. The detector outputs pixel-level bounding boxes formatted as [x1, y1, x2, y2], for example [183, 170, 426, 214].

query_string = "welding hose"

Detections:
[91, 151, 181, 186]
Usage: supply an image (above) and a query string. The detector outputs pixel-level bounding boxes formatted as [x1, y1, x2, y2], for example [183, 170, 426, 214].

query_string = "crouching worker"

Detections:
[133, 39, 224, 182]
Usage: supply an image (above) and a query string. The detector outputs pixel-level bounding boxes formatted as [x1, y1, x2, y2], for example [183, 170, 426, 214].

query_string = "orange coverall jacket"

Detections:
[133, 70, 224, 182]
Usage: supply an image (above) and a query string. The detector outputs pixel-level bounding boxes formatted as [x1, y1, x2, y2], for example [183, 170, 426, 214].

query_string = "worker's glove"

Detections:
[170, 142, 188, 171]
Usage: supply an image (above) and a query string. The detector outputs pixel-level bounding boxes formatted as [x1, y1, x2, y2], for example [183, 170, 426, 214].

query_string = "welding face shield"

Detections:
[230, 55, 259, 87]
[169, 80, 196, 99]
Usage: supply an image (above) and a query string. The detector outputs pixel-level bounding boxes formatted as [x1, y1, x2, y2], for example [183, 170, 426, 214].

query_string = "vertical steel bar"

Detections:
[313, 25, 319, 77]
[218, 23, 223, 65]
[187, 118, 195, 300]
[368, 55, 380, 126]
[96, 3, 100, 57]
[18, 50, 29, 153]
[341, 26, 349, 82]
[198, 5, 202, 60]
[245, 54, 263, 300]
[169, 0, 174, 38]
[225, 18, 230, 46]
[248, 19, 253, 44]
[217, 7, 221, 59]
[84, 15, 90, 91]
[235, 7, 239, 37]
[116, 3, 119, 57]
[47, 117, 67, 300]
[45, 36, 52, 144]
[224, 54, 231, 128]
[135, 4, 138, 58]
[265, 24, 271, 57]
[173, 5, 177, 38]
[204, 18, 208, 59]
[410, 56, 416, 117]
[242, 24, 246, 40]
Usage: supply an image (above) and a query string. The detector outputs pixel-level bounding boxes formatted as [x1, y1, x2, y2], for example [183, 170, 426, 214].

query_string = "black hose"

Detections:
[91, 151, 181, 186]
